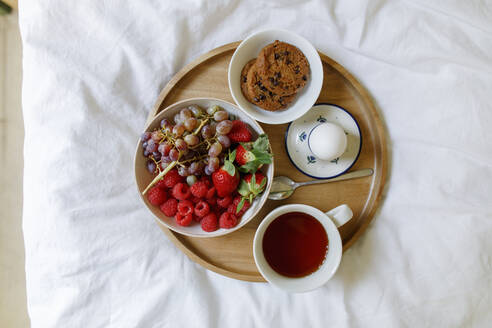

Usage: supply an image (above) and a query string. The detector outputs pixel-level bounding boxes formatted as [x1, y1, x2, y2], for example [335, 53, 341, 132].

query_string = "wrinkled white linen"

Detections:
[20, 0, 492, 327]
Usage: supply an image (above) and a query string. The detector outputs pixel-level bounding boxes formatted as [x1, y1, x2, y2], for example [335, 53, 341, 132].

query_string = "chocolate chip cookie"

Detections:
[246, 62, 295, 111]
[240, 59, 256, 103]
[256, 40, 310, 96]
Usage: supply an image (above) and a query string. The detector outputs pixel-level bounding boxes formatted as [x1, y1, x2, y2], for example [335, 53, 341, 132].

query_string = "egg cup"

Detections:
[285, 103, 362, 179]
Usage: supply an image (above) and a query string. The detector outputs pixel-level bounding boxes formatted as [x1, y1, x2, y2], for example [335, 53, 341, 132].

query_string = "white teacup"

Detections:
[253, 204, 353, 292]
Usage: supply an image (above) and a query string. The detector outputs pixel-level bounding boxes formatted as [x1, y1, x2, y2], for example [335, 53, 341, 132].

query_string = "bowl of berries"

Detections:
[135, 98, 274, 237]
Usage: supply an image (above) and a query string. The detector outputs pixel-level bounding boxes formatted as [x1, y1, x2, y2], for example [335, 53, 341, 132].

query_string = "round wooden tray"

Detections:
[147, 42, 387, 282]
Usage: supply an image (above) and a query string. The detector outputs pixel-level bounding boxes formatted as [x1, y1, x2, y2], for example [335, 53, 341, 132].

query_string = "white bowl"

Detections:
[134, 98, 274, 238]
[228, 29, 323, 124]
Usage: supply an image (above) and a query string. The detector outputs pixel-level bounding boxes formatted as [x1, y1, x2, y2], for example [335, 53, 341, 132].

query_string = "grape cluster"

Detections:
[141, 104, 233, 179]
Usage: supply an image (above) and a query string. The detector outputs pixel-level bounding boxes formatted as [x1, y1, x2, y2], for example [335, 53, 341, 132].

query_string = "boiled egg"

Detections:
[309, 123, 347, 161]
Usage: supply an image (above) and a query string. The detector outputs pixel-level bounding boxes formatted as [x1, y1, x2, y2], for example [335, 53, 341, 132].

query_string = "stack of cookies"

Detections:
[240, 40, 310, 111]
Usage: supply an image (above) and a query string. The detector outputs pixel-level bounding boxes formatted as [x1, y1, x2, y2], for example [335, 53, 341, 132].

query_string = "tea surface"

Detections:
[262, 212, 328, 277]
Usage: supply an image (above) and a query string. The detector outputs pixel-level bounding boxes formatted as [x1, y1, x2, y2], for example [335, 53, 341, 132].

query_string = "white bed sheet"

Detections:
[20, 0, 492, 327]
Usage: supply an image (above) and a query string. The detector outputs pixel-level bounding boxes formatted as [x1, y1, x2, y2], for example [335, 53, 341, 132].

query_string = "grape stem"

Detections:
[177, 154, 208, 166]
[193, 118, 210, 136]
[142, 160, 177, 195]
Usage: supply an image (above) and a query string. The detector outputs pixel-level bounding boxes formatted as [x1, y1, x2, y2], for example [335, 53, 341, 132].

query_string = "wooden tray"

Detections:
[147, 42, 387, 282]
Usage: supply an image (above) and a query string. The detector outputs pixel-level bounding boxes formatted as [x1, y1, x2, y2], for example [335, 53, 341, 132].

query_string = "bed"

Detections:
[21, 0, 492, 326]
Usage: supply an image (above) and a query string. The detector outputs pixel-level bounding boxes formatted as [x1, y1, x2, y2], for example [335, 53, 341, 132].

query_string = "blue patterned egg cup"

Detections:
[285, 104, 362, 179]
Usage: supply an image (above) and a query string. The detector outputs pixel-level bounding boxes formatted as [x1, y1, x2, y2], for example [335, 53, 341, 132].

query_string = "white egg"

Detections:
[308, 123, 347, 161]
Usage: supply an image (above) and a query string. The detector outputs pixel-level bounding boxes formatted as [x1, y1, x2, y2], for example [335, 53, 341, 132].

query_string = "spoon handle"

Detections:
[295, 168, 374, 188]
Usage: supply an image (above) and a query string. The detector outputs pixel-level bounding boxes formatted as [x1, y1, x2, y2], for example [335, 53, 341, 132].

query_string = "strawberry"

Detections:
[227, 120, 252, 143]
[212, 151, 240, 197]
[235, 134, 272, 173]
[236, 172, 267, 213]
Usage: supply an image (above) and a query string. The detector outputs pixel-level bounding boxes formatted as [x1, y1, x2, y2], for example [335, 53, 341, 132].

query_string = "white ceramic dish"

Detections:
[285, 103, 362, 179]
[228, 29, 323, 124]
[134, 98, 274, 238]
[253, 204, 353, 293]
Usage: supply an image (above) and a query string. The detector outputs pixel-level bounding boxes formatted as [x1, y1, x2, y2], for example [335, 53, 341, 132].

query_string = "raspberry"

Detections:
[190, 181, 208, 198]
[228, 198, 250, 216]
[238, 207, 249, 217]
[214, 208, 224, 218]
[194, 201, 210, 218]
[176, 213, 193, 226]
[227, 204, 236, 214]
[191, 196, 201, 204]
[160, 198, 178, 217]
[206, 187, 216, 199]
[200, 176, 211, 187]
[219, 212, 239, 229]
[206, 196, 217, 206]
[234, 195, 251, 212]
[155, 179, 167, 190]
[163, 169, 184, 189]
[217, 195, 233, 208]
[177, 200, 194, 216]
[201, 213, 218, 232]
[232, 195, 242, 207]
[147, 186, 167, 206]
[172, 183, 191, 200]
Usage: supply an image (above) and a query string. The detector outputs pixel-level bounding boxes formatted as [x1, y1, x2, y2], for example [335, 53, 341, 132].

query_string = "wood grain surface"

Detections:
[146, 42, 387, 282]
[2, 0, 17, 10]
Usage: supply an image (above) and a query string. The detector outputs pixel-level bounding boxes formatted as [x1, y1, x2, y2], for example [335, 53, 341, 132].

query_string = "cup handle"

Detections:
[325, 204, 353, 228]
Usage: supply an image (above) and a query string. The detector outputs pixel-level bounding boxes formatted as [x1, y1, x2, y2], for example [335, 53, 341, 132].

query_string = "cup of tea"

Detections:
[253, 204, 353, 292]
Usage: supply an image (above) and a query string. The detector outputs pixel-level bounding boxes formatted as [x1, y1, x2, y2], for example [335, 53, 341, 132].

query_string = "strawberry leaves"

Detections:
[237, 198, 246, 214]
[223, 150, 237, 176]
[237, 172, 267, 213]
[252, 134, 269, 151]
[238, 134, 273, 173]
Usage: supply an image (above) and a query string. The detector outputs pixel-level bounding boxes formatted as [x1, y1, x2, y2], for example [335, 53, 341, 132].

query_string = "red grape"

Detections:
[152, 151, 161, 161]
[169, 148, 179, 161]
[146, 160, 156, 173]
[173, 124, 185, 137]
[189, 105, 203, 117]
[174, 113, 182, 124]
[181, 108, 192, 119]
[175, 138, 187, 151]
[213, 110, 228, 122]
[184, 134, 199, 146]
[146, 139, 157, 152]
[151, 131, 161, 142]
[178, 166, 189, 177]
[158, 142, 171, 156]
[160, 119, 172, 129]
[216, 120, 232, 135]
[201, 124, 215, 139]
[141, 132, 151, 141]
[189, 161, 204, 175]
[184, 117, 198, 131]
[217, 135, 231, 148]
[207, 105, 219, 115]
[208, 157, 219, 171]
[208, 142, 222, 157]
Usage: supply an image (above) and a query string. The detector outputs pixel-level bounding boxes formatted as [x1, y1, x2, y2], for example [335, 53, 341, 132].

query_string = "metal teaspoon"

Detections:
[268, 168, 374, 200]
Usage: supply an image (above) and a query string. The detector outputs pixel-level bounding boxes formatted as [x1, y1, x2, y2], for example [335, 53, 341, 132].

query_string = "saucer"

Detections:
[285, 103, 362, 179]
